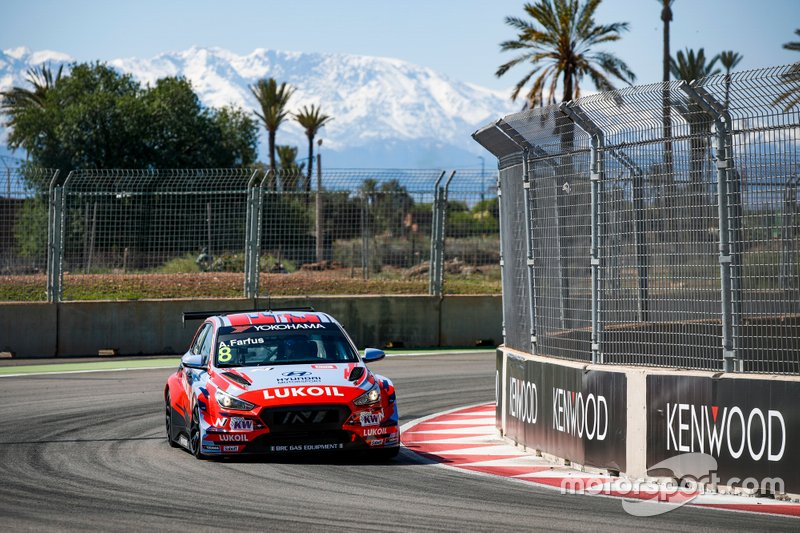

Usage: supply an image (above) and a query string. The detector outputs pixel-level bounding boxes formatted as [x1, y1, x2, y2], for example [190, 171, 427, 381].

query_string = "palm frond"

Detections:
[497, 0, 635, 106]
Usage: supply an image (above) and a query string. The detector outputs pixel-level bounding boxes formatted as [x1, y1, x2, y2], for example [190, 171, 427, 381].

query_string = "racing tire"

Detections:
[371, 446, 401, 461]
[189, 404, 207, 460]
[165, 393, 179, 448]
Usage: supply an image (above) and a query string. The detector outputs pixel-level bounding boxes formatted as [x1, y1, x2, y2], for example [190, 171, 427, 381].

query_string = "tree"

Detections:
[774, 29, 800, 111]
[249, 78, 294, 188]
[719, 50, 743, 109]
[0, 62, 258, 184]
[496, 0, 636, 107]
[670, 48, 720, 82]
[275, 145, 305, 191]
[294, 104, 332, 198]
[209, 106, 259, 167]
[658, 0, 675, 194]
[0, 63, 63, 131]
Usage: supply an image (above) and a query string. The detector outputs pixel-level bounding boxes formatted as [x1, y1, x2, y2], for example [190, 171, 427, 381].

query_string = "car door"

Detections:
[175, 322, 212, 429]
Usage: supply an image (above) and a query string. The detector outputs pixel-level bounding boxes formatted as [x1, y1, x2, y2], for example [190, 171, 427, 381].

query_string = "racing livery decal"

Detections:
[165, 309, 400, 460]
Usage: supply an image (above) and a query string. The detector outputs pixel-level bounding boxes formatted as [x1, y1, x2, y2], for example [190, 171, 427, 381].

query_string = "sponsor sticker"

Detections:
[263, 386, 345, 400]
[253, 323, 325, 331]
[204, 445, 220, 452]
[312, 364, 338, 370]
[269, 443, 344, 452]
[222, 445, 240, 452]
[219, 433, 248, 442]
[229, 417, 254, 432]
[277, 371, 322, 384]
[367, 438, 384, 446]
[363, 427, 388, 436]
[360, 412, 382, 427]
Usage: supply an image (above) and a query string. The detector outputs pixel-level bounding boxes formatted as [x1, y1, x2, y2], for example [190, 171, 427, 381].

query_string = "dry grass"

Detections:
[0, 266, 501, 301]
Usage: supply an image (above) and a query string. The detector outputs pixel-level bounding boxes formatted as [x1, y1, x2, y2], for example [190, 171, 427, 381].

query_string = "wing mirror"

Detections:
[362, 348, 385, 363]
[181, 353, 207, 370]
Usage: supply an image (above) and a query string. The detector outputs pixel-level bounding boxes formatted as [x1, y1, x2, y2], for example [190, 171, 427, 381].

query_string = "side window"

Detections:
[200, 326, 215, 360]
[192, 324, 211, 355]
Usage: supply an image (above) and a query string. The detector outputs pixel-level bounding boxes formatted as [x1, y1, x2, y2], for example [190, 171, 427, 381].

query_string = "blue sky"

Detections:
[2, 0, 799, 95]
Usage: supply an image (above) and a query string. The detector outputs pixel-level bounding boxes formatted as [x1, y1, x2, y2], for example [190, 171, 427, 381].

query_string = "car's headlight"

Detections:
[215, 388, 255, 411]
[353, 383, 381, 406]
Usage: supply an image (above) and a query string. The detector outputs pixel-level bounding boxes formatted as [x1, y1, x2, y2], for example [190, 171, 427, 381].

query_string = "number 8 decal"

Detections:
[218, 345, 232, 362]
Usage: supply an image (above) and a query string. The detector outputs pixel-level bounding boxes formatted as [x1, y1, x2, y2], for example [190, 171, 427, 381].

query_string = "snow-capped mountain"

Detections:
[0, 46, 515, 168]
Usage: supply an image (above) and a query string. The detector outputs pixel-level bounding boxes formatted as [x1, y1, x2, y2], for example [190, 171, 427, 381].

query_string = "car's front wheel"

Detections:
[165, 393, 179, 448]
[189, 404, 206, 460]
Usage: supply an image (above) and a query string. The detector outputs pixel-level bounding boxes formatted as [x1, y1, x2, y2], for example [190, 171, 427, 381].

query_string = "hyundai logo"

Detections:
[282, 371, 311, 377]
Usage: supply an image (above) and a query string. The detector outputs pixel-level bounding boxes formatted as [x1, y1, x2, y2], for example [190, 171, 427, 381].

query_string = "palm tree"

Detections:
[658, 0, 675, 193]
[275, 144, 305, 191]
[496, 0, 636, 107]
[671, 48, 721, 83]
[294, 104, 332, 198]
[671, 48, 721, 233]
[719, 50, 743, 109]
[0, 63, 63, 145]
[774, 29, 800, 111]
[249, 78, 294, 189]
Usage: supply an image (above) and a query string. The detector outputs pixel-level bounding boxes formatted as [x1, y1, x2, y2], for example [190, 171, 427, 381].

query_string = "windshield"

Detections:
[214, 324, 358, 368]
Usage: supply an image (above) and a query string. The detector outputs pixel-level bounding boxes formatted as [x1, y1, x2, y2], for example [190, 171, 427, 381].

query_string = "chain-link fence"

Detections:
[0, 166, 498, 302]
[0, 165, 58, 300]
[474, 64, 800, 375]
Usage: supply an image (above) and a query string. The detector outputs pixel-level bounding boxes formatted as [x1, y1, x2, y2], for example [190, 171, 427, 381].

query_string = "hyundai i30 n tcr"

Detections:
[164, 308, 400, 459]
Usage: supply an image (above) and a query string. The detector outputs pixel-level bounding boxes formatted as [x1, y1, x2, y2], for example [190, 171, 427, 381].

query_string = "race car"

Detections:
[164, 307, 400, 459]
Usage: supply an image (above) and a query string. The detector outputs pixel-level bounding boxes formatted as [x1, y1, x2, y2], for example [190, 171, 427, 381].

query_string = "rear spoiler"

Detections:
[182, 307, 316, 323]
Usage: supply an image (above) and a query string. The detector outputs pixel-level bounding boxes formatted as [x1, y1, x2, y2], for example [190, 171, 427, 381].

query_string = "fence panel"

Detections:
[0, 165, 57, 301]
[474, 64, 800, 375]
[497, 160, 531, 354]
[60, 169, 253, 300]
[442, 169, 501, 295]
[505, 108, 593, 362]
[697, 66, 800, 374]
[578, 82, 724, 371]
[257, 169, 442, 296]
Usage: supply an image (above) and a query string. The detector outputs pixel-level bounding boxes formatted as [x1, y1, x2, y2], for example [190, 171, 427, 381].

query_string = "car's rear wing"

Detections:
[182, 307, 316, 323]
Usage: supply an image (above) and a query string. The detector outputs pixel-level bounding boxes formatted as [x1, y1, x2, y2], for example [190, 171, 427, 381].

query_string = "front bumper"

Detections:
[199, 403, 399, 455]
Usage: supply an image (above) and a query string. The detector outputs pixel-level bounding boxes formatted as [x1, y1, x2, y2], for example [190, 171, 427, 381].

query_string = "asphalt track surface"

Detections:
[0, 352, 797, 532]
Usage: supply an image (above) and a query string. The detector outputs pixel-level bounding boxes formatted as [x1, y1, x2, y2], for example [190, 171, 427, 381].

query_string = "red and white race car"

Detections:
[164, 308, 400, 459]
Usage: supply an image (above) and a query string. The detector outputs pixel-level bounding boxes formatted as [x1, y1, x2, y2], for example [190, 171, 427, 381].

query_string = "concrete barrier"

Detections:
[497, 346, 800, 496]
[0, 301, 57, 356]
[0, 295, 502, 357]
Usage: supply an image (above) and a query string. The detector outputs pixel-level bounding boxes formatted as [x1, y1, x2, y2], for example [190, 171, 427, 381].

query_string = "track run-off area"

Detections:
[0, 352, 797, 531]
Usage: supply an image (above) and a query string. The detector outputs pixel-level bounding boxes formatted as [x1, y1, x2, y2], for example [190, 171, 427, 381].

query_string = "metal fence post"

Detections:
[680, 81, 742, 372]
[428, 171, 451, 296]
[496, 171, 506, 341]
[495, 120, 540, 351]
[438, 171, 456, 295]
[561, 103, 604, 364]
[46, 170, 62, 302]
[243, 169, 262, 299]
[609, 149, 650, 322]
[428, 172, 445, 295]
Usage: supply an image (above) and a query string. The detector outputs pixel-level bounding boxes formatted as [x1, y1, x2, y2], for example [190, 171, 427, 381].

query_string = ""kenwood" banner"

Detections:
[647, 375, 800, 493]
[503, 355, 626, 472]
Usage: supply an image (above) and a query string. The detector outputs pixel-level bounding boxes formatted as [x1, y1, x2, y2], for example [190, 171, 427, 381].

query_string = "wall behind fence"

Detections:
[475, 65, 800, 375]
[0, 295, 502, 357]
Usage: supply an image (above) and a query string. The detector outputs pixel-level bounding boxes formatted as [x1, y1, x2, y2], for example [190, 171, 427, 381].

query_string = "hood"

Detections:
[216, 362, 371, 406]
